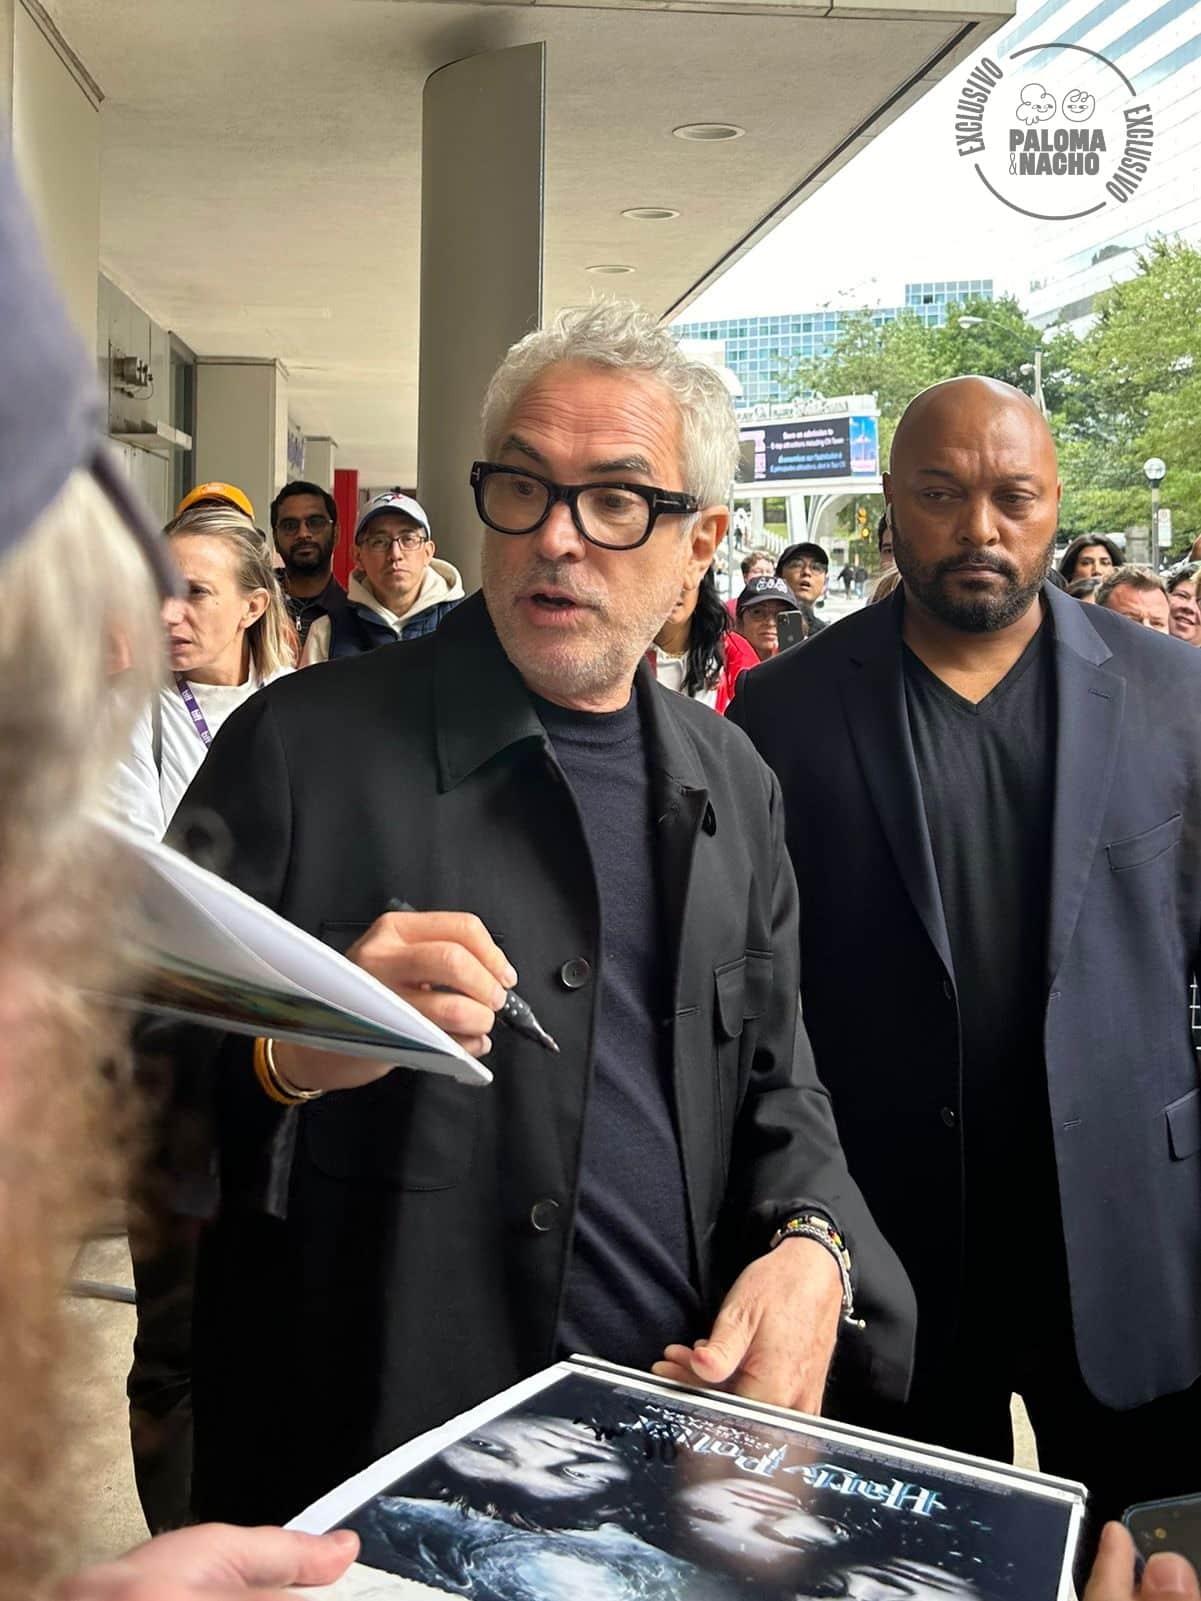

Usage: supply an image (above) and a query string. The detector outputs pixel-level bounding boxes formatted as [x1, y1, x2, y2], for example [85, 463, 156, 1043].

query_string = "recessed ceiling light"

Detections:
[621, 206, 680, 221]
[586, 264, 636, 275]
[672, 123, 745, 142]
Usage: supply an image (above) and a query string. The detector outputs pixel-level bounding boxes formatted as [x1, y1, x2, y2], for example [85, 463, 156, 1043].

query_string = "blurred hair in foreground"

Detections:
[0, 468, 161, 1595]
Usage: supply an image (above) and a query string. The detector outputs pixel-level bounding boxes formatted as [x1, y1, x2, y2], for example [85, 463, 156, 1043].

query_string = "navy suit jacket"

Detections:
[730, 583, 1201, 1410]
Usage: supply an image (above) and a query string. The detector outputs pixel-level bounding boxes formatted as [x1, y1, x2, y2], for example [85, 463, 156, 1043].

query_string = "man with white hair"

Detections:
[160, 301, 915, 1525]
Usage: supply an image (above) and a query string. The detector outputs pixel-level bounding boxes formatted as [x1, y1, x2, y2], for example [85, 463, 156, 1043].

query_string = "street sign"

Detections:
[1126, 526, 1152, 565]
[736, 395, 877, 425]
[1158, 507, 1173, 548]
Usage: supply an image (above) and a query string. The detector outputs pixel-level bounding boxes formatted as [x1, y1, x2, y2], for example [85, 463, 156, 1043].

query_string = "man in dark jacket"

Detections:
[164, 301, 914, 1526]
[270, 479, 349, 649]
[731, 376, 1201, 1533]
[300, 490, 463, 663]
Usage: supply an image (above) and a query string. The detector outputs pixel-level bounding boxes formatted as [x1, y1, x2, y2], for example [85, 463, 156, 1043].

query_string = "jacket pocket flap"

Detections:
[714, 958, 747, 1039]
[1167, 1086, 1201, 1160]
[305, 1071, 479, 1189]
[1106, 814, 1182, 872]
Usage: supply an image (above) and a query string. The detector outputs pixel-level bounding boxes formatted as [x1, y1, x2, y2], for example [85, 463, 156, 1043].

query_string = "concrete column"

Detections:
[304, 436, 337, 490]
[193, 358, 290, 531]
[10, 0, 101, 341]
[787, 493, 810, 541]
[417, 42, 545, 593]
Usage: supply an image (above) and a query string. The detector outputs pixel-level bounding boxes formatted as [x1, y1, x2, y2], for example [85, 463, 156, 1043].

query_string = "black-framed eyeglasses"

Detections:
[276, 514, 332, 535]
[359, 527, 429, 553]
[470, 461, 699, 551]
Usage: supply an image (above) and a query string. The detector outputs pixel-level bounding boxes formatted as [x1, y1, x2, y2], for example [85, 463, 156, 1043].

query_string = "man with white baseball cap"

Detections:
[300, 489, 463, 663]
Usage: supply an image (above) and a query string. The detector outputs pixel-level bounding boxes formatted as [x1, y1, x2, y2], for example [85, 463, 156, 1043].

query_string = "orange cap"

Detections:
[175, 481, 255, 521]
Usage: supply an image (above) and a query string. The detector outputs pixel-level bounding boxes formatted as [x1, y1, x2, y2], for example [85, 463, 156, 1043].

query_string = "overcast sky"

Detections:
[678, 0, 1064, 322]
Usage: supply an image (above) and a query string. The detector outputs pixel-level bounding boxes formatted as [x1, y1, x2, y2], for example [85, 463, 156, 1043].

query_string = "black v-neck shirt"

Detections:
[903, 620, 1059, 1240]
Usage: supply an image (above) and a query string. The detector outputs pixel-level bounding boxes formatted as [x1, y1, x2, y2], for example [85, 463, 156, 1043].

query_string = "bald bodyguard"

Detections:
[731, 377, 1201, 1545]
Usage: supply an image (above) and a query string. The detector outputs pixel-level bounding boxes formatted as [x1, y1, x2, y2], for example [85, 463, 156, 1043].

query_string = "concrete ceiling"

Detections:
[46, 0, 1009, 483]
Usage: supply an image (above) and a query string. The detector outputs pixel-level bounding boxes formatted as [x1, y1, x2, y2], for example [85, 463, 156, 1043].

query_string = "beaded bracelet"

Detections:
[770, 1214, 865, 1330]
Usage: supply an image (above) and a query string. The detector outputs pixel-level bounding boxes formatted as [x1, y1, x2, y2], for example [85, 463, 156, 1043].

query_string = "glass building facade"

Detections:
[1004, 0, 1201, 328]
[674, 280, 993, 405]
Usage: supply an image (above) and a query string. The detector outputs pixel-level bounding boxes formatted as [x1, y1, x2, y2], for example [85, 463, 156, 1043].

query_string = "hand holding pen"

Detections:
[268, 905, 539, 1096]
[386, 902, 558, 1053]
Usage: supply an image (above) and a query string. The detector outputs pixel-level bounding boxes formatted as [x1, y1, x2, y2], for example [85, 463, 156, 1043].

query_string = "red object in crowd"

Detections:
[646, 627, 759, 716]
[332, 468, 359, 590]
[717, 629, 760, 713]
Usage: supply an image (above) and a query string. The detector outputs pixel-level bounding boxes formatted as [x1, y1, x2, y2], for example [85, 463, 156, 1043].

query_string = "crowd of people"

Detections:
[4, 145, 1201, 1601]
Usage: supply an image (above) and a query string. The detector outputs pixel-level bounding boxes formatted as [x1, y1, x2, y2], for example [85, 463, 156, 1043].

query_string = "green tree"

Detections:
[779, 250, 1201, 548]
[1063, 238, 1201, 546]
[783, 295, 1053, 464]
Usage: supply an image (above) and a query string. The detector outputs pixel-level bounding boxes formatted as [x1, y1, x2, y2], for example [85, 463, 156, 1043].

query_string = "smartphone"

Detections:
[1125, 1494, 1201, 1568]
[776, 609, 809, 652]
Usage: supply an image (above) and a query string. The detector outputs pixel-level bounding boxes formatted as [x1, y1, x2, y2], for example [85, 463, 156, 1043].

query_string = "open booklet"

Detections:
[98, 817, 490, 1088]
[292, 1357, 1086, 1601]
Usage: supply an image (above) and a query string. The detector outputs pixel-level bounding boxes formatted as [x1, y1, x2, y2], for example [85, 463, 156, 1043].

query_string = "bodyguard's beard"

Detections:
[892, 508, 1054, 632]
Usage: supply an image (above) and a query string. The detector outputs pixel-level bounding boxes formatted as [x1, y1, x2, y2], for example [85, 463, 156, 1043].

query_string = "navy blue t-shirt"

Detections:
[533, 692, 701, 1367]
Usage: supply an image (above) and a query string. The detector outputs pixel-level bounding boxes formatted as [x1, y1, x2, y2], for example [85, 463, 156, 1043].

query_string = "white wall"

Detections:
[11, 2, 99, 342]
[194, 360, 288, 530]
[110, 438, 170, 526]
[304, 437, 337, 490]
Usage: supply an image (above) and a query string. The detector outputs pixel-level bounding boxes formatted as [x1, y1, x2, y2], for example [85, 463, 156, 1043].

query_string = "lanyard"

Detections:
[176, 677, 214, 747]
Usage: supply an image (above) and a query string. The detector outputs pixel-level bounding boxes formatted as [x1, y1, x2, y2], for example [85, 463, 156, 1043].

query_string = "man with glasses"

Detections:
[300, 490, 463, 663]
[270, 480, 348, 649]
[163, 301, 913, 1525]
[777, 542, 830, 635]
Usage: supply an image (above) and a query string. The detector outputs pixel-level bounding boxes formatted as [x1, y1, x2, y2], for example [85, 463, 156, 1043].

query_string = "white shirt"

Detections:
[647, 646, 719, 709]
[108, 669, 292, 841]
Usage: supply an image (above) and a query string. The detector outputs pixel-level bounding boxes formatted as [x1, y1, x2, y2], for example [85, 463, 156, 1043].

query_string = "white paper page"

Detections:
[102, 818, 490, 1086]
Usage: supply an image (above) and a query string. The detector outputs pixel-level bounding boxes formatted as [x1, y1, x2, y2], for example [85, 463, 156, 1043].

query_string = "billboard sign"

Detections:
[738, 414, 879, 485]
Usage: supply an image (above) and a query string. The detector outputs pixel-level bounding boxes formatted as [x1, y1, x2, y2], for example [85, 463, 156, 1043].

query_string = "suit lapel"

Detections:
[841, 593, 955, 980]
[1043, 585, 1125, 988]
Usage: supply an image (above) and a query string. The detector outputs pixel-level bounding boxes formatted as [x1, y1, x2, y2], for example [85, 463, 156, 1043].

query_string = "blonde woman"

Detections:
[110, 505, 297, 840]
[0, 152, 357, 1598]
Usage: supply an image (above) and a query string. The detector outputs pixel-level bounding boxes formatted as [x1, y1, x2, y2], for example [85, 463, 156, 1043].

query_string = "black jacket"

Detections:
[169, 593, 915, 1524]
[327, 592, 459, 656]
[730, 583, 1201, 1411]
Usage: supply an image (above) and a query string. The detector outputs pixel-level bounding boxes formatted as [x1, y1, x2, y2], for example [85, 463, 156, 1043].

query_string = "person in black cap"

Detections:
[776, 541, 829, 635]
[735, 574, 797, 662]
[0, 150, 359, 1597]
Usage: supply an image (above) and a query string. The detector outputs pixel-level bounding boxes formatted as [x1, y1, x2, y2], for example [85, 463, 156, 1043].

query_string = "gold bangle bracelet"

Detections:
[253, 1036, 324, 1106]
